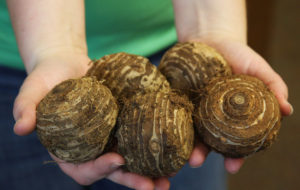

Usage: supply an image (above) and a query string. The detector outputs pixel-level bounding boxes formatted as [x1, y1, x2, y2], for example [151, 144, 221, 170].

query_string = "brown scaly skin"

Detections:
[86, 52, 170, 100]
[194, 74, 281, 158]
[36, 77, 119, 163]
[116, 92, 194, 177]
[159, 42, 232, 104]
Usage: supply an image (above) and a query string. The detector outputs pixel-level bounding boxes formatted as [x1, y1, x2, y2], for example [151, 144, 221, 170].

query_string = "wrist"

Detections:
[7, 0, 87, 73]
[25, 45, 88, 73]
[184, 31, 247, 46]
[173, 0, 247, 44]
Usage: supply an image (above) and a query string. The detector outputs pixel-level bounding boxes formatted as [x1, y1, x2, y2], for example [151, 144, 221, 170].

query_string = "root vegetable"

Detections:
[194, 75, 281, 157]
[116, 92, 194, 177]
[36, 77, 119, 163]
[86, 52, 170, 99]
[159, 42, 232, 103]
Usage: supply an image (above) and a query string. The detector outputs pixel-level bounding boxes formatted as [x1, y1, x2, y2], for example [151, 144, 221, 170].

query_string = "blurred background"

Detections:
[228, 0, 300, 190]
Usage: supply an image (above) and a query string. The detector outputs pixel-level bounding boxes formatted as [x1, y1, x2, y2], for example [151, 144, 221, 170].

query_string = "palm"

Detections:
[13, 54, 170, 189]
[51, 153, 169, 188]
[13, 55, 90, 135]
[189, 39, 291, 173]
[211, 40, 290, 116]
[13, 42, 291, 187]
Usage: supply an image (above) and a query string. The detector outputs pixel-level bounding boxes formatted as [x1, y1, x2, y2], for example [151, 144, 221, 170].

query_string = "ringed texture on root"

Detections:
[194, 75, 281, 157]
[36, 77, 119, 163]
[86, 52, 170, 99]
[159, 42, 232, 103]
[116, 92, 194, 177]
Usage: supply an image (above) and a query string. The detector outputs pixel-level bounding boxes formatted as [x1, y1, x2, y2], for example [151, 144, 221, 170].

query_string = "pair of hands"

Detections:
[12, 38, 292, 190]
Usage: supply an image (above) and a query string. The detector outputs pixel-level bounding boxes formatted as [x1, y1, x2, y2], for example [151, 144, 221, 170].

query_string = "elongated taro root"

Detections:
[116, 92, 194, 177]
[86, 52, 170, 99]
[194, 75, 281, 158]
[36, 77, 119, 163]
[158, 42, 232, 102]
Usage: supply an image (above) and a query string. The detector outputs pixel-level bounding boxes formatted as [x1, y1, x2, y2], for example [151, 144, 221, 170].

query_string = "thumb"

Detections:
[13, 72, 51, 135]
[13, 55, 91, 136]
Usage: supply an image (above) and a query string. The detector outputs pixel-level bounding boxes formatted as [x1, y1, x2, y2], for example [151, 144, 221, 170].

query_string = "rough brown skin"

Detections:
[36, 77, 119, 163]
[116, 92, 194, 177]
[86, 52, 170, 100]
[194, 75, 281, 158]
[158, 42, 232, 103]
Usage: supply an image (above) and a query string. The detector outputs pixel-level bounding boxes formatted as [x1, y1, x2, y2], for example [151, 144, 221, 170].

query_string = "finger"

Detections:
[266, 76, 292, 116]
[53, 152, 125, 186]
[224, 157, 244, 174]
[154, 177, 170, 190]
[218, 43, 293, 116]
[189, 143, 210, 168]
[106, 169, 155, 190]
[13, 57, 91, 136]
[13, 74, 50, 135]
[242, 49, 292, 116]
[13, 104, 36, 135]
[264, 74, 292, 116]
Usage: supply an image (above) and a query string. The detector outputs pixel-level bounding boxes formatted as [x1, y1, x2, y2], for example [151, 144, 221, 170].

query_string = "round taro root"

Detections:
[194, 75, 281, 158]
[86, 52, 170, 99]
[158, 42, 232, 102]
[36, 77, 119, 163]
[116, 92, 194, 177]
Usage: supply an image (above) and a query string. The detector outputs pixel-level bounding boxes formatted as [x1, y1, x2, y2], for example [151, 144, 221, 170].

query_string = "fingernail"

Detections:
[229, 169, 239, 174]
[169, 172, 177, 177]
[190, 164, 202, 169]
[289, 103, 294, 115]
[13, 119, 21, 134]
[227, 163, 240, 174]
[110, 163, 124, 170]
[189, 156, 205, 168]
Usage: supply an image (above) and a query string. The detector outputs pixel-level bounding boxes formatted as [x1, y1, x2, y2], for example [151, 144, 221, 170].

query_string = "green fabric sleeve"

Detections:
[0, 0, 176, 70]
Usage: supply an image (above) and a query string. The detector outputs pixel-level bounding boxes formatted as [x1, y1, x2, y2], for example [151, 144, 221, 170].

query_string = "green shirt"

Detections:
[0, 0, 176, 70]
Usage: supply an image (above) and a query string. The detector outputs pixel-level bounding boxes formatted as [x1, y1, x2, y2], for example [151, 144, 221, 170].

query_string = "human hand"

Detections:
[51, 153, 170, 189]
[186, 34, 293, 174]
[12, 51, 170, 189]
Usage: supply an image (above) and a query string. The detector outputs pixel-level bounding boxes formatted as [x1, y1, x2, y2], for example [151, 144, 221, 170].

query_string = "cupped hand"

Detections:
[187, 35, 293, 174]
[12, 52, 170, 189]
[13, 52, 91, 135]
[51, 153, 170, 189]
